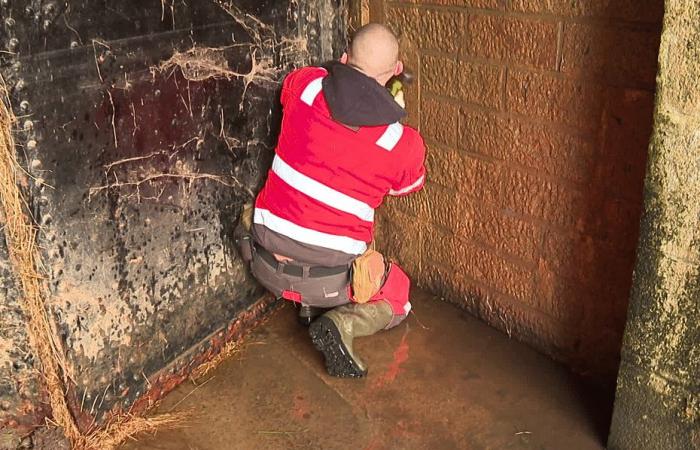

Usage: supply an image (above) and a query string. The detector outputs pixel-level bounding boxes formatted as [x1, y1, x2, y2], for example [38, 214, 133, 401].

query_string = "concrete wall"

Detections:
[608, 0, 700, 448]
[0, 0, 345, 442]
[363, 0, 664, 380]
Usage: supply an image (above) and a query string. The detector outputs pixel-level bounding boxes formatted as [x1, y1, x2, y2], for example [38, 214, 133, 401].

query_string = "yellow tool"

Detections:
[387, 71, 414, 109]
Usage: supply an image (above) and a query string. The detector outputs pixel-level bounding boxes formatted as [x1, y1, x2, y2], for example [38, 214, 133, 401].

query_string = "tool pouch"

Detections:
[368, 263, 411, 316]
[351, 249, 386, 303]
[237, 234, 254, 263]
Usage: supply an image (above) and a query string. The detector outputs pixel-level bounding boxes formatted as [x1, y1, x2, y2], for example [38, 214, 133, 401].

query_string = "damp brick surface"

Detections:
[364, 0, 665, 382]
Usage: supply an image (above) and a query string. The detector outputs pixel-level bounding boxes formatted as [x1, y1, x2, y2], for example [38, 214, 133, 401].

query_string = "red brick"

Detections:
[561, 23, 661, 88]
[540, 231, 599, 286]
[540, 231, 637, 322]
[471, 207, 543, 264]
[477, 293, 580, 361]
[423, 225, 535, 302]
[456, 154, 501, 204]
[374, 210, 422, 277]
[391, 177, 486, 232]
[385, 6, 422, 46]
[425, 144, 465, 188]
[510, 0, 664, 24]
[466, 14, 558, 69]
[597, 88, 654, 200]
[403, 86, 420, 129]
[576, 324, 624, 380]
[422, 55, 502, 109]
[533, 264, 585, 325]
[474, 249, 535, 302]
[591, 196, 644, 252]
[417, 176, 542, 264]
[460, 109, 596, 184]
[414, 172, 541, 265]
[421, 54, 460, 99]
[456, 61, 503, 109]
[505, 70, 605, 132]
[422, 226, 474, 274]
[418, 9, 467, 53]
[498, 167, 588, 229]
[421, 231, 581, 362]
[579, 287, 627, 371]
[364, 0, 656, 380]
[421, 182, 471, 234]
[591, 251, 637, 322]
[421, 97, 459, 146]
[581, 290, 620, 333]
[419, 260, 483, 313]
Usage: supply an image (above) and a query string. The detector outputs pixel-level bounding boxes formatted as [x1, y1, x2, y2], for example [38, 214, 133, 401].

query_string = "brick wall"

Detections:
[363, 0, 665, 381]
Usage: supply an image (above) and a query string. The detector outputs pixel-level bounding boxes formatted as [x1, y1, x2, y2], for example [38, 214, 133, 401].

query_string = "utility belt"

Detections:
[239, 234, 411, 318]
[238, 234, 349, 278]
[254, 242, 349, 278]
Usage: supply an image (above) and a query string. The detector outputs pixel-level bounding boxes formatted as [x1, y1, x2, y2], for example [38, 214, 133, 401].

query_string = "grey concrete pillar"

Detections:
[608, 1, 700, 449]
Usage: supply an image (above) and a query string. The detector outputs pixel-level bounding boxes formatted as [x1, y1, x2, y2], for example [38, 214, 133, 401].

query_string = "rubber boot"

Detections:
[308, 301, 393, 378]
[297, 304, 326, 327]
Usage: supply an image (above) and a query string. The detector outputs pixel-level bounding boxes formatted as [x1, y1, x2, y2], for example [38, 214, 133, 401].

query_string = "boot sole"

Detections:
[309, 317, 367, 378]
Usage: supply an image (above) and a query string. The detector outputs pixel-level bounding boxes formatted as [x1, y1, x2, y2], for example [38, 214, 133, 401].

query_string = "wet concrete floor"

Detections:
[121, 290, 613, 450]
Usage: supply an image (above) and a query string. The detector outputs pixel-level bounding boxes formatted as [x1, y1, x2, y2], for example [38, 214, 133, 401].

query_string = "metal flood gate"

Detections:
[0, 0, 346, 441]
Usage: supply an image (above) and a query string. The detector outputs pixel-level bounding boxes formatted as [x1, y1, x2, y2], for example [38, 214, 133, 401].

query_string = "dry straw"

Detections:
[82, 413, 185, 450]
[0, 78, 83, 445]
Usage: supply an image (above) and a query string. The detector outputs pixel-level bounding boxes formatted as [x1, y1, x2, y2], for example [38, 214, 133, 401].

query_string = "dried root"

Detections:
[157, 45, 276, 85]
[0, 76, 83, 446]
[153, 2, 309, 111]
[81, 413, 186, 450]
[190, 340, 241, 381]
[1, 77, 187, 450]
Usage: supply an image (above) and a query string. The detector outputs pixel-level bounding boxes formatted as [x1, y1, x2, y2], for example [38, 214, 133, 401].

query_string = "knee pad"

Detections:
[369, 263, 411, 316]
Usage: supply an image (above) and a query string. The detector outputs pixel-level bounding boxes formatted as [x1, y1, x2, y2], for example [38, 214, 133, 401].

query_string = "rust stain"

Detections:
[362, 439, 384, 450]
[0, 396, 52, 436]
[291, 392, 311, 420]
[66, 296, 278, 431]
[373, 331, 410, 389]
[129, 296, 278, 415]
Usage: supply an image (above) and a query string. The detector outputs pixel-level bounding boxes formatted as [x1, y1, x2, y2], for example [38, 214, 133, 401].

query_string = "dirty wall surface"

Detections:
[364, 0, 664, 381]
[0, 0, 345, 441]
[608, 0, 700, 448]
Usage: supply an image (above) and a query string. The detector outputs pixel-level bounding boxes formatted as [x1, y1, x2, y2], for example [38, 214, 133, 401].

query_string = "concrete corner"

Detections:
[608, 0, 700, 448]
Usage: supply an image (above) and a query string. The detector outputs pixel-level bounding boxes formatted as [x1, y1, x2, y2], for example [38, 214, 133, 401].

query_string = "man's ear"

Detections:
[340, 52, 349, 64]
[394, 60, 404, 76]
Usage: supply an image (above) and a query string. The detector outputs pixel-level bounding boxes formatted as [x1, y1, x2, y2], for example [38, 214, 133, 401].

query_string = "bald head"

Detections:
[344, 23, 402, 85]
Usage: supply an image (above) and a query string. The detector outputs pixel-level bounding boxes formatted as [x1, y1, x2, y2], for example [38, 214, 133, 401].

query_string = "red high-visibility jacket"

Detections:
[254, 66, 426, 257]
